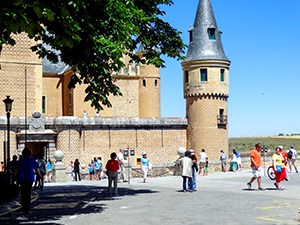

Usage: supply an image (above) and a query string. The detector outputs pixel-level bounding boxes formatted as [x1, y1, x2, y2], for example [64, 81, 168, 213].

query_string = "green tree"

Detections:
[0, 0, 185, 110]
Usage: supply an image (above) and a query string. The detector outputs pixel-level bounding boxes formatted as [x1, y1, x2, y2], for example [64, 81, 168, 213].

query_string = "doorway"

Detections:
[26, 142, 48, 159]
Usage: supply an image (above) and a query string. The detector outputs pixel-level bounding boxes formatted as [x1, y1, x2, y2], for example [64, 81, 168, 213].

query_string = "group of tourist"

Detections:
[247, 143, 298, 190]
[88, 157, 103, 180]
[105, 149, 151, 196]
[10, 154, 53, 192]
[219, 149, 242, 172]
[179, 144, 298, 192]
[180, 148, 210, 192]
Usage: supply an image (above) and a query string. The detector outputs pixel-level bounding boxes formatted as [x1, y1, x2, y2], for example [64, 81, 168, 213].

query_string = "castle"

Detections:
[0, 0, 230, 169]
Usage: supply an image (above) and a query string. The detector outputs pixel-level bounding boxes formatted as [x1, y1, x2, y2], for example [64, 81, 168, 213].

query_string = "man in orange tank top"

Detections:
[247, 143, 264, 190]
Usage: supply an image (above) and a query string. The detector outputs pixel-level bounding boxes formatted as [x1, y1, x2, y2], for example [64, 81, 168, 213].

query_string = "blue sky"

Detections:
[160, 0, 300, 137]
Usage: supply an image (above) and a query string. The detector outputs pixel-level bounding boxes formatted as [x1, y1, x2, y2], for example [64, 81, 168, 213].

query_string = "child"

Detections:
[204, 160, 209, 176]
[105, 152, 120, 196]
[88, 160, 94, 180]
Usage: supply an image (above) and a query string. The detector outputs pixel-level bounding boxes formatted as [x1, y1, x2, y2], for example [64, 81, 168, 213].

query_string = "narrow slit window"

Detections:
[188, 27, 194, 43]
[200, 69, 208, 82]
[208, 28, 216, 40]
[42, 96, 46, 114]
[185, 71, 189, 83]
[220, 69, 225, 82]
[154, 79, 158, 87]
[142, 79, 146, 87]
[219, 109, 224, 122]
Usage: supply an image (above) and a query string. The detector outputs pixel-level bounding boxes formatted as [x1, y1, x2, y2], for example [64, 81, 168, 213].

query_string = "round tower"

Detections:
[182, 0, 231, 160]
[137, 45, 161, 118]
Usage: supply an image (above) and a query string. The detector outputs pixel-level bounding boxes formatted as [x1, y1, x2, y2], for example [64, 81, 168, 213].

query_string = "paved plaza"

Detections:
[0, 168, 300, 225]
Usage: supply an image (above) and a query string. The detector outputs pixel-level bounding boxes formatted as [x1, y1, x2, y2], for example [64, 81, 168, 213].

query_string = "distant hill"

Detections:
[229, 136, 300, 155]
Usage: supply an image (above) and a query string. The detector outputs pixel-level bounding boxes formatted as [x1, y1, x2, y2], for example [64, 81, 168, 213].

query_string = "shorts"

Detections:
[251, 166, 263, 177]
[199, 162, 206, 169]
[289, 158, 296, 166]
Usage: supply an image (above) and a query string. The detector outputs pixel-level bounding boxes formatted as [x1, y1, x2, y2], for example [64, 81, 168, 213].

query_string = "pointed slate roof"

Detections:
[42, 44, 71, 75]
[185, 0, 229, 62]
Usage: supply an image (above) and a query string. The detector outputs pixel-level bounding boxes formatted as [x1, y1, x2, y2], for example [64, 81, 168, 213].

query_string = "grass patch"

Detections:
[229, 136, 300, 156]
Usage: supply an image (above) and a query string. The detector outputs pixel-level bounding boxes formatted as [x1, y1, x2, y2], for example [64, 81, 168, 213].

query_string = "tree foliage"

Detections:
[0, 0, 186, 110]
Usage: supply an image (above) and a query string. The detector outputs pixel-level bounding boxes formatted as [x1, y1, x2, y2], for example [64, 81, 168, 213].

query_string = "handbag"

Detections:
[275, 165, 282, 173]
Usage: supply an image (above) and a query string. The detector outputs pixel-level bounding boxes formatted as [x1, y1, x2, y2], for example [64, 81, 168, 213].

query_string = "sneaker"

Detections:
[247, 183, 251, 189]
[183, 190, 187, 193]
[258, 187, 265, 191]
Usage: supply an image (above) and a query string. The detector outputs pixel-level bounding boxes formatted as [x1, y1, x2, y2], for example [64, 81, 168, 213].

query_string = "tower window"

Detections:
[219, 109, 224, 123]
[42, 96, 46, 114]
[200, 69, 208, 82]
[208, 28, 216, 40]
[188, 26, 194, 43]
[220, 69, 225, 82]
[184, 71, 189, 83]
[154, 79, 158, 87]
[142, 79, 147, 87]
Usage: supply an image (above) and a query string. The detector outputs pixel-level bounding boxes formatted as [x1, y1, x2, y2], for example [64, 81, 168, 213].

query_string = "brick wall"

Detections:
[57, 128, 186, 169]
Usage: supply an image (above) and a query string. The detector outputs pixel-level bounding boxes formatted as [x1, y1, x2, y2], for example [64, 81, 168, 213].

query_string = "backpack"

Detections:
[39, 159, 46, 174]
[287, 150, 293, 159]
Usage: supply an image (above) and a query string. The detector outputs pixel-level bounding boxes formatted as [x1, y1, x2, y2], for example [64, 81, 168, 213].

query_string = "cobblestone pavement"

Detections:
[0, 168, 300, 225]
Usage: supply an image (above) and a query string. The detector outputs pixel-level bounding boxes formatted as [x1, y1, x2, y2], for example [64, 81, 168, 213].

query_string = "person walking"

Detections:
[34, 157, 46, 191]
[287, 146, 298, 173]
[188, 150, 198, 191]
[10, 155, 18, 175]
[88, 160, 95, 180]
[117, 149, 127, 182]
[105, 152, 120, 196]
[272, 146, 286, 190]
[13, 147, 42, 217]
[220, 150, 227, 172]
[46, 159, 53, 182]
[230, 150, 238, 172]
[198, 149, 208, 175]
[93, 157, 99, 180]
[73, 159, 81, 181]
[180, 151, 193, 192]
[96, 157, 103, 180]
[234, 149, 242, 171]
[69, 160, 75, 181]
[278, 146, 289, 180]
[141, 152, 150, 183]
[247, 143, 264, 190]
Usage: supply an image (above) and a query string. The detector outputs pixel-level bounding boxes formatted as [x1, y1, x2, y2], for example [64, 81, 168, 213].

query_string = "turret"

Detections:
[182, 0, 231, 160]
[137, 44, 161, 118]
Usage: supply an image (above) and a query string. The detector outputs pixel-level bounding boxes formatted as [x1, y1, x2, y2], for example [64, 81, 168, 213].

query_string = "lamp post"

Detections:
[3, 96, 14, 179]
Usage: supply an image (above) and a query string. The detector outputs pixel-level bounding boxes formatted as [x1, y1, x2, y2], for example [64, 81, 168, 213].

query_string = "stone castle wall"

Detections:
[186, 97, 228, 159]
[0, 33, 43, 117]
[0, 117, 187, 168]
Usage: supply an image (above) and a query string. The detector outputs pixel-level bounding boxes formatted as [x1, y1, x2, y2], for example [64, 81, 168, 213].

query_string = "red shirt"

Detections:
[106, 159, 119, 172]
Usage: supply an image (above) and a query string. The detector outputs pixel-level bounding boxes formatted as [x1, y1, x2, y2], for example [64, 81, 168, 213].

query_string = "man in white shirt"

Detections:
[288, 146, 298, 173]
[198, 149, 208, 175]
[117, 149, 127, 182]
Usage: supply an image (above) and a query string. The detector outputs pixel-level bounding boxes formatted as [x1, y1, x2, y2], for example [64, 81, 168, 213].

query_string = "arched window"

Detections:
[142, 79, 147, 87]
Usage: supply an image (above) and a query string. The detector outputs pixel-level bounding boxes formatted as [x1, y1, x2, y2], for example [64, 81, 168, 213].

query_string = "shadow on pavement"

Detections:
[0, 184, 158, 225]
